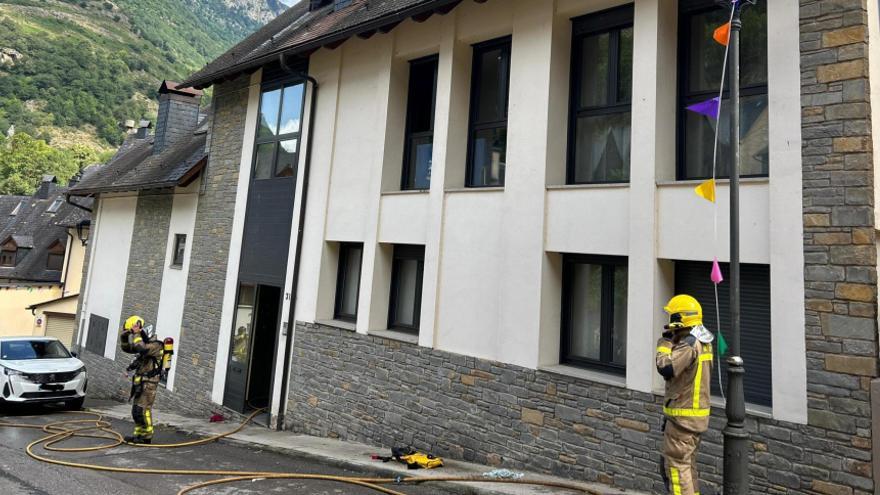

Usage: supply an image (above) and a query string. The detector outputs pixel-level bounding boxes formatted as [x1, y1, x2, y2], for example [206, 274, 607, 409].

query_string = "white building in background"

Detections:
[73, 1, 879, 493]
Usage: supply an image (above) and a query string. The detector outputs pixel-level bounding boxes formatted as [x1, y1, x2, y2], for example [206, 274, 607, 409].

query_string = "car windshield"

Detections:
[0, 340, 71, 360]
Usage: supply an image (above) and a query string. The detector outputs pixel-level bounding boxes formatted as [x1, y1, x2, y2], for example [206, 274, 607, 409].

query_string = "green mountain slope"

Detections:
[0, 0, 284, 150]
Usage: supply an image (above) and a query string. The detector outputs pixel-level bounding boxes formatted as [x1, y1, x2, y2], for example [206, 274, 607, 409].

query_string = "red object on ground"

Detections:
[209, 413, 225, 423]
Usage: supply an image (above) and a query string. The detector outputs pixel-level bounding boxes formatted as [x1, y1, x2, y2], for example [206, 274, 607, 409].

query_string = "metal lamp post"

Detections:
[719, 1, 756, 494]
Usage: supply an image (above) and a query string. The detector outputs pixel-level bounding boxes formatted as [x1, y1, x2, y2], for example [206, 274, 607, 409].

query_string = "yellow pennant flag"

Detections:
[694, 178, 716, 203]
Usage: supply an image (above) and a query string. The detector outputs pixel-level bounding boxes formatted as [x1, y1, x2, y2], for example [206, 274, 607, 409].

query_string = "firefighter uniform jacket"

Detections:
[122, 330, 164, 384]
[655, 331, 714, 433]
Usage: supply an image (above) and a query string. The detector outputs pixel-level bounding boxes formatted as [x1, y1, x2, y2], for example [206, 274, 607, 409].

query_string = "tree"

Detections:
[0, 133, 81, 195]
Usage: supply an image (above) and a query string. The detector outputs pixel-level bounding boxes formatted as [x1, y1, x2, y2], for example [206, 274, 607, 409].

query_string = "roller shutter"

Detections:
[45, 314, 75, 347]
[674, 261, 772, 407]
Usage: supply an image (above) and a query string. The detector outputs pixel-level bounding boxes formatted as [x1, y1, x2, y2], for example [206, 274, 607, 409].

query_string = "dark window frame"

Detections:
[567, 4, 635, 185]
[673, 260, 772, 407]
[401, 55, 439, 191]
[334, 242, 364, 322]
[45, 241, 65, 271]
[560, 253, 628, 375]
[171, 234, 187, 268]
[677, 0, 768, 181]
[0, 249, 16, 267]
[387, 244, 425, 333]
[253, 77, 308, 181]
[466, 36, 512, 188]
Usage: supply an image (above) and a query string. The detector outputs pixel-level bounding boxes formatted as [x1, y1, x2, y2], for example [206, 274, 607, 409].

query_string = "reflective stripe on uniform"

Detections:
[692, 352, 713, 409]
[657, 346, 672, 355]
[670, 467, 682, 495]
[664, 407, 711, 417]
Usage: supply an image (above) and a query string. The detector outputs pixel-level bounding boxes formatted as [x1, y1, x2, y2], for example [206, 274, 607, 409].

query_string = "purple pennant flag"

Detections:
[686, 97, 721, 120]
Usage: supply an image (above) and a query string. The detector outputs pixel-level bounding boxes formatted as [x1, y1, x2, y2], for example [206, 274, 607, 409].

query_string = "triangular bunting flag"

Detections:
[686, 97, 721, 120]
[717, 330, 729, 357]
[710, 257, 724, 284]
[713, 22, 731, 46]
[694, 178, 716, 203]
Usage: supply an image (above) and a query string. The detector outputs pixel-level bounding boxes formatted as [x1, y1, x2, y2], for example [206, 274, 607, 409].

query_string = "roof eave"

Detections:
[181, 0, 463, 89]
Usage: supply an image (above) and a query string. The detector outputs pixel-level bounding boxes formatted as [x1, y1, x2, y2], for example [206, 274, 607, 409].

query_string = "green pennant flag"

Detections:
[717, 330, 728, 357]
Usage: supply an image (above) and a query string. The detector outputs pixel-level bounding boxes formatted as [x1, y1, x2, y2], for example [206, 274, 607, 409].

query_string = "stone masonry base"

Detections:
[286, 322, 874, 495]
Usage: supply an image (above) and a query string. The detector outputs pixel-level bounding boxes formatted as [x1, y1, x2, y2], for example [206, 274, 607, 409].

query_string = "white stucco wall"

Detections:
[283, 0, 806, 422]
[153, 182, 200, 391]
[78, 194, 137, 359]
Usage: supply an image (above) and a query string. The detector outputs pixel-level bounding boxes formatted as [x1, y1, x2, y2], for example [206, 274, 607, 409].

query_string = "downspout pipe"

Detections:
[62, 230, 74, 296]
[277, 52, 319, 429]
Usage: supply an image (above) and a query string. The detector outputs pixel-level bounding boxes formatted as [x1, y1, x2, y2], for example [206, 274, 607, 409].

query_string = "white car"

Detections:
[0, 336, 87, 410]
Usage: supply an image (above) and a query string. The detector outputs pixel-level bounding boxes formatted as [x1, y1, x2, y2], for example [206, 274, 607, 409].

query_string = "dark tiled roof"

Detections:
[181, 0, 464, 89]
[0, 185, 90, 284]
[69, 123, 208, 196]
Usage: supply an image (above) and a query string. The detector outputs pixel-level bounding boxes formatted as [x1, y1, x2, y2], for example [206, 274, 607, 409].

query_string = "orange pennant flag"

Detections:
[694, 178, 716, 203]
[713, 22, 731, 46]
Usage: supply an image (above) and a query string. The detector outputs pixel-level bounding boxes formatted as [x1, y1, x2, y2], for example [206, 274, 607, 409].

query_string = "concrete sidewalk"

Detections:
[89, 402, 641, 495]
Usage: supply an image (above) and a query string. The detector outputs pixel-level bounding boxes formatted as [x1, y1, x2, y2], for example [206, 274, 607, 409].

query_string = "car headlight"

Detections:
[1, 365, 23, 376]
[77, 366, 87, 377]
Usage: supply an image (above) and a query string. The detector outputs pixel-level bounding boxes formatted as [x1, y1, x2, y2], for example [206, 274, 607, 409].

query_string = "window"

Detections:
[467, 37, 511, 188]
[46, 240, 65, 271]
[561, 254, 628, 373]
[674, 260, 771, 406]
[0, 249, 14, 267]
[402, 55, 439, 191]
[254, 81, 306, 179]
[47, 198, 64, 213]
[568, 6, 634, 184]
[388, 245, 425, 332]
[679, 0, 768, 180]
[171, 234, 187, 267]
[334, 243, 363, 322]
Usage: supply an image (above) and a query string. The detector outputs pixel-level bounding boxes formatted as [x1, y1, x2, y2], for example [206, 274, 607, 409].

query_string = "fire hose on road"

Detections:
[0, 408, 606, 495]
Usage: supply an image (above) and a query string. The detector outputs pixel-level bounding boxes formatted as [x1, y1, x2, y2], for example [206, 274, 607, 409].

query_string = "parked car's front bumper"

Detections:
[1, 371, 87, 403]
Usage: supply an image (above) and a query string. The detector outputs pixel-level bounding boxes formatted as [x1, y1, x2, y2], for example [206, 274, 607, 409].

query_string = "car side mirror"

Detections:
[71, 352, 78, 358]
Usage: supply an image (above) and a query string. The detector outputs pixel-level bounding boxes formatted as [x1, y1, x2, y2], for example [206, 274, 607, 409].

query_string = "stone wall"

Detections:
[169, 73, 251, 416]
[74, 75, 252, 417]
[287, 322, 875, 494]
[800, 1, 878, 494]
[118, 192, 173, 329]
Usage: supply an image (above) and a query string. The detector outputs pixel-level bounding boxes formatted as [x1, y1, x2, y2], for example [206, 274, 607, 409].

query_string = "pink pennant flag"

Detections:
[686, 97, 721, 120]
[710, 257, 724, 284]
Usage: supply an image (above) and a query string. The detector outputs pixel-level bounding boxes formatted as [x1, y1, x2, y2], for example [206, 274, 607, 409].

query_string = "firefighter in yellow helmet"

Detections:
[120, 315, 164, 444]
[656, 295, 714, 495]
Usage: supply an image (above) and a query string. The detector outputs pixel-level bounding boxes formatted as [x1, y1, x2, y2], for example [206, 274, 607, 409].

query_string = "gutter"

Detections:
[182, 0, 463, 90]
[65, 193, 93, 213]
[277, 58, 318, 429]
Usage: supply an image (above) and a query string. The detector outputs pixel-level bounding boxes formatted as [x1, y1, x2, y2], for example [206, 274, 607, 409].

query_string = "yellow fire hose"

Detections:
[0, 408, 606, 495]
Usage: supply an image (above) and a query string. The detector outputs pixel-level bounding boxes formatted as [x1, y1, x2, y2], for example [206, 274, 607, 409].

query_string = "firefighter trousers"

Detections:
[131, 381, 157, 440]
[662, 420, 702, 495]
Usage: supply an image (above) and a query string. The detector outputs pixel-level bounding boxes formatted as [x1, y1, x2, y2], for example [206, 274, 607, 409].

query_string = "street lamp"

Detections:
[717, 1, 756, 494]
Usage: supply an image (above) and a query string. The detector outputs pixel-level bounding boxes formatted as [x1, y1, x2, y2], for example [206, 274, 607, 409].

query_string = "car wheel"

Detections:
[65, 397, 85, 411]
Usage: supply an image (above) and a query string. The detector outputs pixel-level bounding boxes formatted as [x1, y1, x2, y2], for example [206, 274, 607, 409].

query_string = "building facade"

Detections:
[0, 175, 91, 343]
[73, 0, 880, 493]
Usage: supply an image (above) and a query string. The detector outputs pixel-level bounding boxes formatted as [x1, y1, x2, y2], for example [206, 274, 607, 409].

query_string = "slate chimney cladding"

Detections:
[154, 80, 202, 155]
[35, 175, 57, 200]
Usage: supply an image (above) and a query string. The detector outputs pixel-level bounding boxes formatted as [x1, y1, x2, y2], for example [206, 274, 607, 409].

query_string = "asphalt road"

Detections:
[0, 403, 455, 495]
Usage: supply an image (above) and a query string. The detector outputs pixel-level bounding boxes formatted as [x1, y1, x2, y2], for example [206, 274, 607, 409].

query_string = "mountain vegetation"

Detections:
[0, 0, 284, 194]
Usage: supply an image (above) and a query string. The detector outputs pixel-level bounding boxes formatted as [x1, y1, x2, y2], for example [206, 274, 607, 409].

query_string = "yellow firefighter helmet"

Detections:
[663, 295, 703, 329]
[123, 315, 144, 331]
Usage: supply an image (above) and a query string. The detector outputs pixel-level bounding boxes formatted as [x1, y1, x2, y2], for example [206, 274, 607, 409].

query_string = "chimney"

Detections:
[36, 175, 57, 199]
[154, 80, 202, 154]
[136, 120, 152, 139]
